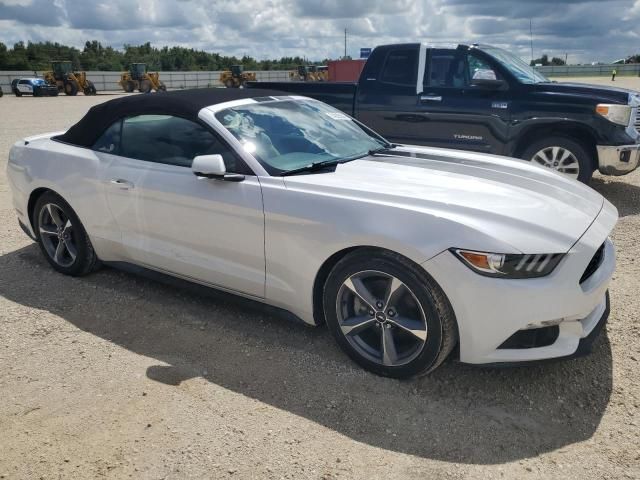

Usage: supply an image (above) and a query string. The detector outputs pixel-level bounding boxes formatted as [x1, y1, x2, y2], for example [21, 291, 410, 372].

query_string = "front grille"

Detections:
[580, 243, 605, 284]
[635, 108, 640, 135]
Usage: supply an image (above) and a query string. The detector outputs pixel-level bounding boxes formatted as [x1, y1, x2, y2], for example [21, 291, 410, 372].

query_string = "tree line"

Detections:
[531, 53, 640, 66]
[0, 40, 331, 71]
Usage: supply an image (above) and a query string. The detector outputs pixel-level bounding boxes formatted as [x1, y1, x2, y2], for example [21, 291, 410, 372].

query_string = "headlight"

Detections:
[451, 249, 564, 279]
[596, 104, 632, 126]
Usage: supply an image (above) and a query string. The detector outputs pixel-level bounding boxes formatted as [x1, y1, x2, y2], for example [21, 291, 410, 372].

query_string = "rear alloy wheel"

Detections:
[521, 136, 593, 183]
[324, 250, 457, 378]
[34, 192, 100, 276]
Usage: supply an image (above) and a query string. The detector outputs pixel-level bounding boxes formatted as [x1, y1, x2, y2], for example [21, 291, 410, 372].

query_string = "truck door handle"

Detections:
[420, 95, 442, 102]
[110, 179, 135, 190]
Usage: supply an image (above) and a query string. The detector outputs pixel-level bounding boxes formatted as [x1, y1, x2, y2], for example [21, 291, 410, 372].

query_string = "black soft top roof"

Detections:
[57, 87, 287, 148]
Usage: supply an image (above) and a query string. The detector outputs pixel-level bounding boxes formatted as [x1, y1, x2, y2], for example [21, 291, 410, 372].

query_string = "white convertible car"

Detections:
[7, 89, 617, 378]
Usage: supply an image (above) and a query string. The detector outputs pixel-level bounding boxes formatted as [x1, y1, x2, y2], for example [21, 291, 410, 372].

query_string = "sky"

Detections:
[0, 0, 639, 63]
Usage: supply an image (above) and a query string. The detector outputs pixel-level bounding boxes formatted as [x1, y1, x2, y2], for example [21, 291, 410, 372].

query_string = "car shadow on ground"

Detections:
[0, 244, 613, 465]
[591, 176, 640, 217]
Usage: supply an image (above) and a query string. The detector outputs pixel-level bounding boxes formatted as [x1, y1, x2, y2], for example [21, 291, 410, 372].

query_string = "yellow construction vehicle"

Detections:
[119, 63, 166, 93]
[289, 65, 328, 82]
[220, 65, 256, 88]
[43, 61, 97, 96]
[290, 65, 309, 81]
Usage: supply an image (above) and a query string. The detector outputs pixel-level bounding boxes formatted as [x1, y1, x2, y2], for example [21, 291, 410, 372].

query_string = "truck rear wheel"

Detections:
[521, 136, 594, 184]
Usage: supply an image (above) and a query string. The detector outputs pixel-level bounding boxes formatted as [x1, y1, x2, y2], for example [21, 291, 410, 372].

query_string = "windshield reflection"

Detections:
[215, 99, 386, 174]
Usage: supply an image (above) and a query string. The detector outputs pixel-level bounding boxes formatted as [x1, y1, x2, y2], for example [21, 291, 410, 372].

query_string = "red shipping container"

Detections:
[328, 59, 367, 82]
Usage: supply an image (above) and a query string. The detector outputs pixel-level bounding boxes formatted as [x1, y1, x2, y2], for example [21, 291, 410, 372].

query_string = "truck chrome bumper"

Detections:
[597, 143, 640, 175]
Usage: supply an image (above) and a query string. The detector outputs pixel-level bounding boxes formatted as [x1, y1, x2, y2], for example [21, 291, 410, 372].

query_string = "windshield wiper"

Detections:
[280, 159, 343, 177]
[280, 144, 397, 177]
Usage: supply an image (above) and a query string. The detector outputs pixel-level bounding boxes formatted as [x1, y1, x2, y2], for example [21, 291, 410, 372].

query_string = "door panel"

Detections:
[103, 155, 266, 297]
[356, 46, 424, 143]
[413, 49, 511, 154]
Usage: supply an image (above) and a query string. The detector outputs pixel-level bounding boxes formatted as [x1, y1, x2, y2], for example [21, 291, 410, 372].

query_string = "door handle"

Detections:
[110, 178, 135, 190]
[420, 95, 442, 102]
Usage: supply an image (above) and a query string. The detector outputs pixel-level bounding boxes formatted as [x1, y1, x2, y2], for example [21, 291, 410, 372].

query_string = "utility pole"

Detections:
[529, 19, 534, 64]
[565, 52, 568, 65]
[344, 28, 347, 59]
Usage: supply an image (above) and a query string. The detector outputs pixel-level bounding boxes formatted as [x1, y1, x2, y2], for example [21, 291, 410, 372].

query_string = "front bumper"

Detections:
[597, 143, 640, 175]
[422, 202, 617, 365]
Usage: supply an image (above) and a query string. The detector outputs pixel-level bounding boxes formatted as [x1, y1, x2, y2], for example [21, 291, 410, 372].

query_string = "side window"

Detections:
[426, 50, 500, 88]
[119, 115, 249, 172]
[92, 120, 122, 154]
[427, 51, 467, 88]
[380, 49, 418, 87]
[467, 54, 499, 81]
[18, 79, 30, 85]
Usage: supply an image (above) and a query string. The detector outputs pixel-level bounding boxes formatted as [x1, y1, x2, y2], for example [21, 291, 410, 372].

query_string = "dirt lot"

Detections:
[0, 93, 639, 480]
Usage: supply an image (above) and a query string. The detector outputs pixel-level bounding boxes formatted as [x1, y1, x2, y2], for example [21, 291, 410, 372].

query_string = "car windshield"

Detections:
[32, 79, 45, 85]
[214, 98, 387, 174]
[480, 46, 549, 84]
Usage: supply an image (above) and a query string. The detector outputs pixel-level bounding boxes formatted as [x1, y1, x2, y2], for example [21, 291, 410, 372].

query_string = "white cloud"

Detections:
[0, 0, 637, 63]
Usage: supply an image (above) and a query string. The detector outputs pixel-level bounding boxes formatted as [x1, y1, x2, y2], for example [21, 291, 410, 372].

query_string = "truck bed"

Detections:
[245, 81, 357, 116]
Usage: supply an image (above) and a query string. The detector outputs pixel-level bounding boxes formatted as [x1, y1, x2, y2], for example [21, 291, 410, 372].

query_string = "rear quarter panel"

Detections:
[7, 137, 119, 258]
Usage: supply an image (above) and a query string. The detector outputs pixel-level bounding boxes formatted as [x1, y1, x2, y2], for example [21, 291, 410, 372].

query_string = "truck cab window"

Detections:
[380, 49, 418, 87]
[426, 50, 499, 88]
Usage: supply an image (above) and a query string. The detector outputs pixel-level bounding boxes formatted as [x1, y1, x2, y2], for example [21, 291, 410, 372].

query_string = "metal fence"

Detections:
[0, 70, 292, 92]
[536, 64, 640, 77]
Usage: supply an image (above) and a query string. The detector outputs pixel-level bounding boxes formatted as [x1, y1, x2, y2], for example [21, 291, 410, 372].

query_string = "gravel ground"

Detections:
[0, 93, 639, 480]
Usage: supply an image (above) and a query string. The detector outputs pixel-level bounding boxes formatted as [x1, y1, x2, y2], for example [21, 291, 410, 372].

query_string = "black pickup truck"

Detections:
[248, 43, 640, 183]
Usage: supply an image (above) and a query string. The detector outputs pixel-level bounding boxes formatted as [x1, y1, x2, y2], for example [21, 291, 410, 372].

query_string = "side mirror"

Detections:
[469, 78, 507, 90]
[192, 154, 244, 182]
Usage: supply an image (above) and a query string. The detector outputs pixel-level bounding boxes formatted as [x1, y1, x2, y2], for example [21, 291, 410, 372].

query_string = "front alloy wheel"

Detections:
[531, 146, 580, 179]
[337, 271, 428, 367]
[324, 249, 457, 378]
[521, 136, 593, 183]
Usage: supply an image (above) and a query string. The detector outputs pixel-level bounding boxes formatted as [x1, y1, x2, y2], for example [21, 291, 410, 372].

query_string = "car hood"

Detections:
[282, 146, 609, 254]
[535, 81, 637, 104]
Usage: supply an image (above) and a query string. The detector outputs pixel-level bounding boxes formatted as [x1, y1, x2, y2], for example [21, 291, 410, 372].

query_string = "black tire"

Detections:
[124, 80, 135, 93]
[520, 136, 594, 184]
[34, 87, 42, 97]
[323, 249, 457, 378]
[33, 192, 100, 277]
[15, 89, 22, 97]
[139, 79, 152, 93]
[83, 81, 97, 95]
[157, 81, 167, 92]
[224, 79, 235, 88]
[64, 80, 79, 96]
[0, 87, 3, 97]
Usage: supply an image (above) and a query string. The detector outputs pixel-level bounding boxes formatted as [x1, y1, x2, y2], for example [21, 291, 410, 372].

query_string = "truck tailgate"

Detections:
[245, 81, 357, 116]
